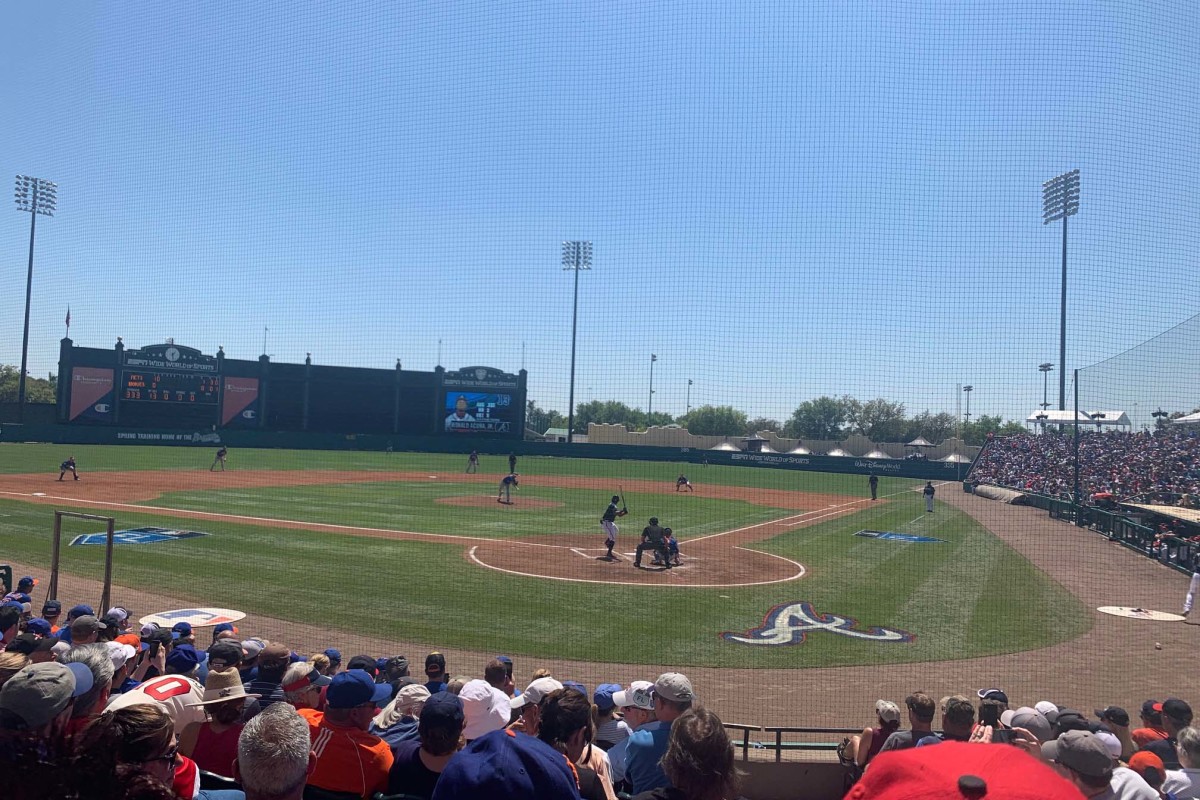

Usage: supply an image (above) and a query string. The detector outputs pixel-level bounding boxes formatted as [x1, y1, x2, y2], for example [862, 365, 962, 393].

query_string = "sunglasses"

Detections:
[145, 745, 178, 765]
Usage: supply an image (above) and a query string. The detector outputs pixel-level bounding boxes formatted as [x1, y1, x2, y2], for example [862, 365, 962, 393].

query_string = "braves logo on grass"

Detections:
[721, 601, 915, 646]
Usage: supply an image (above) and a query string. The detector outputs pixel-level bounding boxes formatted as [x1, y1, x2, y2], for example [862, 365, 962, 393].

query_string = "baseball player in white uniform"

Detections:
[1184, 571, 1200, 619]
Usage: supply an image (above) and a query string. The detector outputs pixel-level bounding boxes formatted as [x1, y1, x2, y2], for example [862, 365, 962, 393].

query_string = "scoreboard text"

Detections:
[122, 371, 220, 404]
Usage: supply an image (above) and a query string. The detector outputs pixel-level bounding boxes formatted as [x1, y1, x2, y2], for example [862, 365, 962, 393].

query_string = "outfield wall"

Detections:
[0, 422, 971, 480]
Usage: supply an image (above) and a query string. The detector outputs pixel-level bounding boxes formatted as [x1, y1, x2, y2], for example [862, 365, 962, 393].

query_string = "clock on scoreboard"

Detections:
[122, 371, 220, 404]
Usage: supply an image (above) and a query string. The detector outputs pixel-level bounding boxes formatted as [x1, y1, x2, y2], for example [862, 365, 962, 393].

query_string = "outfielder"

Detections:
[58, 456, 79, 482]
[601, 495, 628, 560]
[497, 473, 519, 504]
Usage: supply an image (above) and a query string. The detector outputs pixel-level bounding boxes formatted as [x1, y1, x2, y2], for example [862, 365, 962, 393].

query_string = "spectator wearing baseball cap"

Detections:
[244, 642, 290, 711]
[1095, 705, 1136, 761]
[40, 599, 62, 635]
[105, 640, 139, 695]
[304, 669, 394, 798]
[55, 604, 94, 644]
[347, 653, 378, 678]
[626, 672, 695, 794]
[0, 605, 19, 652]
[210, 622, 238, 645]
[880, 691, 938, 753]
[999, 706, 1054, 745]
[1144, 698, 1194, 770]
[850, 740, 1082, 800]
[460, 678, 511, 743]
[424, 652, 448, 694]
[387, 690, 465, 798]
[510, 676, 564, 737]
[1128, 751, 1168, 795]
[846, 699, 902, 769]
[594, 683, 632, 750]
[238, 639, 264, 682]
[1133, 700, 1169, 748]
[372, 683, 431, 748]
[0, 661, 93, 744]
[1046, 729, 1159, 799]
[68, 614, 103, 647]
[431, 727, 580, 800]
[206, 640, 244, 673]
[608, 680, 656, 788]
[321, 648, 342, 675]
[1162, 725, 1200, 798]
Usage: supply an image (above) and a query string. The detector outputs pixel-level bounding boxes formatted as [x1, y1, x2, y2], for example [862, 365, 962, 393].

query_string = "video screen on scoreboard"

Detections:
[122, 371, 220, 405]
[443, 391, 517, 434]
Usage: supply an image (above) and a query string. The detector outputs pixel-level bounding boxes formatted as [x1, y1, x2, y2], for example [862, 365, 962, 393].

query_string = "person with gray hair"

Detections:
[198, 703, 315, 800]
[1163, 725, 1200, 799]
[59, 643, 114, 736]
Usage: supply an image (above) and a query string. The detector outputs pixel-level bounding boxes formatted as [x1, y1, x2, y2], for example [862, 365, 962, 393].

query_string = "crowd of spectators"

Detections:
[970, 429, 1200, 503]
[1, 576, 1197, 800]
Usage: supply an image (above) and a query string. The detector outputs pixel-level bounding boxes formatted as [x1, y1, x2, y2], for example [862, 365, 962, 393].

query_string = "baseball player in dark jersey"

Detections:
[466, 450, 479, 473]
[508, 453, 518, 474]
[497, 473, 519, 504]
[601, 496, 628, 560]
[634, 517, 671, 569]
[58, 456, 79, 481]
[676, 474, 694, 492]
[210, 446, 228, 472]
[868, 473, 879, 500]
[923, 481, 935, 512]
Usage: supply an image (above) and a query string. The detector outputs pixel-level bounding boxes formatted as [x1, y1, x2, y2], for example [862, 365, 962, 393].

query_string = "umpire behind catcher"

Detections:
[634, 517, 671, 569]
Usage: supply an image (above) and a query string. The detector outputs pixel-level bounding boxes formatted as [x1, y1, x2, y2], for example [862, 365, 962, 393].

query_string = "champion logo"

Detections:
[721, 601, 915, 647]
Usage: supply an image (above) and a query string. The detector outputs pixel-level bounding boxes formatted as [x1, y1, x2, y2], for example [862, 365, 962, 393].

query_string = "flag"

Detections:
[65, 307, 70, 328]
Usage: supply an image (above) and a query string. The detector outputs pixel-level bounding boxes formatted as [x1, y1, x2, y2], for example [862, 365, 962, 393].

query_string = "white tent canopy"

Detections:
[906, 436, 934, 447]
[1173, 412, 1200, 424]
[1026, 410, 1131, 427]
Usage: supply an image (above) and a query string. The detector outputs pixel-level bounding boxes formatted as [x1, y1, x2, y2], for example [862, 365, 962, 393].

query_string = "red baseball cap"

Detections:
[846, 741, 1084, 800]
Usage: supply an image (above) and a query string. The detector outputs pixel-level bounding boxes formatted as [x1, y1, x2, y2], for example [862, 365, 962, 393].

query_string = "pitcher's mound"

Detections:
[436, 496, 563, 510]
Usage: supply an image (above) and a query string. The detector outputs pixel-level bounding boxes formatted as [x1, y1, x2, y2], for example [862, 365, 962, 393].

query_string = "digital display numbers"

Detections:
[122, 371, 220, 404]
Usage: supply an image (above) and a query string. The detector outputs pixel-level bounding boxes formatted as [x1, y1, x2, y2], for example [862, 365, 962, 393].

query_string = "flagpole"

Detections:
[65, 307, 70, 339]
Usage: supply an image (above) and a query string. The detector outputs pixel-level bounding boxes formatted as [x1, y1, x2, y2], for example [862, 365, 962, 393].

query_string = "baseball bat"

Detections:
[619, 484, 628, 513]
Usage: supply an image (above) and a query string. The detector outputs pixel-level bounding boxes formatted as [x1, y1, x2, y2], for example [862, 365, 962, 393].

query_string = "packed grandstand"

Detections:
[0, 589, 1197, 800]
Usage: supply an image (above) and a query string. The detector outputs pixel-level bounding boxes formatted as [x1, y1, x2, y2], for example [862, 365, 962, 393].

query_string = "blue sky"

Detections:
[4, 1, 1199, 429]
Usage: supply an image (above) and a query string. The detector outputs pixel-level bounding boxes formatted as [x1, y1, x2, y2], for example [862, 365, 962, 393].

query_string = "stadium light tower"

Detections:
[648, 354, 657, 421]
[963, 385, 974, 426]
[562, 241, 592, 444]
[13, 175, 57, 420]
[1043, 169, 1080, 411]
[1038, 363, 1054, 415]
[686, 378, 693, 416]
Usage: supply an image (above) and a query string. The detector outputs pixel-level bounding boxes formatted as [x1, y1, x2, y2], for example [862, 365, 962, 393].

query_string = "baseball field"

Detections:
[0, 443, 1088, 671]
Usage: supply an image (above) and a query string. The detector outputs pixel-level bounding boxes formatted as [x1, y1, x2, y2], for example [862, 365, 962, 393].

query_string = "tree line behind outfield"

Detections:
[528, 395, 1029, 446]
[0, 366, 56, 404]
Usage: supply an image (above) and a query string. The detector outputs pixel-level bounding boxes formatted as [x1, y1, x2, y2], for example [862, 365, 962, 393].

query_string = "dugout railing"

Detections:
[988, 488, 1198, 575]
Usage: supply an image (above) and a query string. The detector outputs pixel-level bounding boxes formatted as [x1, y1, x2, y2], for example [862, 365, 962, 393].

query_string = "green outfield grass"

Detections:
[0, 443, 1089, 667]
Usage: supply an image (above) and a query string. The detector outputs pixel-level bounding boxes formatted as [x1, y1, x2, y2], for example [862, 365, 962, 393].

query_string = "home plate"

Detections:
[1097, 606, 1185, 621]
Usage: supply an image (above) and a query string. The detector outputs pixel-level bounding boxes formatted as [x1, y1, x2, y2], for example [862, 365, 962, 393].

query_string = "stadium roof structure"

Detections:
[709, 442, 740, 451]
[1025, 410, 1131, 427]
[939, 453, 972, 463]
[907, 436, 935, 447]
[862, 449, 892, 459]
[1172, 411, 1200, 424]
[1121, 503, 1200, 525]
[787, 445, 811, 454]
[826, 447, 850, 457]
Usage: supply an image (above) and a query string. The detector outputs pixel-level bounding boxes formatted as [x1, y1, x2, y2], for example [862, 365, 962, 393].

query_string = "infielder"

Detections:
[497, 473, 519, 504]
[676, 474, 694, 493]
[1184, 571, 1200, 618]
[58, 457, 79, 482]
[601, 495, 628, 560]
[466, 450, 479, 474]
[923, 481, 935, 512]
[210, 446, 228, 472]
[868, 473, 879, 501]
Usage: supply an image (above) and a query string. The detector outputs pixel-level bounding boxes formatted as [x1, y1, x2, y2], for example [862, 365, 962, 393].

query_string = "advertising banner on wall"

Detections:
[221, 377, 260, 427]
[69, 367, 114, 422]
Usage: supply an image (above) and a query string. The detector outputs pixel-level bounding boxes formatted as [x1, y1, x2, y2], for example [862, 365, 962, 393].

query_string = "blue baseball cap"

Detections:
[25, 619, 51, 637]
[166, 644, 201, 674]
[323, 648, 342, 664]
[212, 622, 238, 635]
[376, 657, 390, 674]
[17, 576, 38, 589]
[431, 728, 579, 800]
[593, 683, 622, 711]
[422, 690, 466, 729]
[562, 680, 586, 698]
[68, 605, 94, 619]
[327, 669, 391, 709]
[171, 622, 193, 639]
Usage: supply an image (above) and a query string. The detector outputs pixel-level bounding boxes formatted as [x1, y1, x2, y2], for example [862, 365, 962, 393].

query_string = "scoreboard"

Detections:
[122, 371, 220, 404]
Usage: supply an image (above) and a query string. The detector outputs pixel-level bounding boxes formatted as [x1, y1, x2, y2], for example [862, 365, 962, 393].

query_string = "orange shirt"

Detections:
[305, 712, 393, 799]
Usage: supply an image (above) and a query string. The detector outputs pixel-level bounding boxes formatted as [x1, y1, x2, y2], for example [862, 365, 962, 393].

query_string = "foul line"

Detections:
[467, 545, 806, 588]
